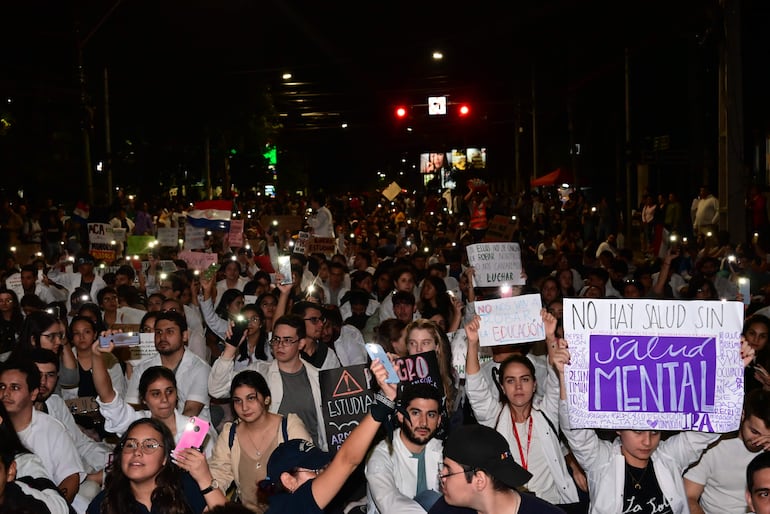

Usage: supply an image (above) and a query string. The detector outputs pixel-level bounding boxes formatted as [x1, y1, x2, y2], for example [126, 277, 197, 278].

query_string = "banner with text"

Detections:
[563, 298, 744, 432]
[320, 364, 374, 455]
[466, 242, 525, 287]
[178, 250, 218, 272]
[475, 294, 545, 347]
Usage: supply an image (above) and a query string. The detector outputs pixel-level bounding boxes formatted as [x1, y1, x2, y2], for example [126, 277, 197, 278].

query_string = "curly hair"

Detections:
[101, 418, 193, 514]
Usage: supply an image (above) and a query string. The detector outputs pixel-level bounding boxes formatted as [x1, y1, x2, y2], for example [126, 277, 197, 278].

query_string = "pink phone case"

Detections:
[173, 417, 210, 453]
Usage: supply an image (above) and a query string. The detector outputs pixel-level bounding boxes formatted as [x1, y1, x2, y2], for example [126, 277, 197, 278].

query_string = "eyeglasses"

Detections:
[121, 438, 164, 453]
[304, 316, 326, 325]
[438, 466, 474, 481]
[40, 332, 65, 341]
[269, 336, 300, 347]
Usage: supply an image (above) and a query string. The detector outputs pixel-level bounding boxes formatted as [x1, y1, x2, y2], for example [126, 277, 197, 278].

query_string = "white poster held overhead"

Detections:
[466, 242, 525, 287]
[563, 298, 744, 433]
[156, 227, 179, 247]
[184, 224, 205, 250]
[474, 293, 544, 347]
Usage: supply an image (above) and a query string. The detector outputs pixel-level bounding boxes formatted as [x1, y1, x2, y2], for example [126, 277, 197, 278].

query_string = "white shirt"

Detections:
[365, 428, 444, 514]
[17, 409, 86, 486]
[125, 349, 212, 421]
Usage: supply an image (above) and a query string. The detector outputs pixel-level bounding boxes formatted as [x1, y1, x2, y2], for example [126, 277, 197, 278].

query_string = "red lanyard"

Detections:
[511, 414, 533, 470]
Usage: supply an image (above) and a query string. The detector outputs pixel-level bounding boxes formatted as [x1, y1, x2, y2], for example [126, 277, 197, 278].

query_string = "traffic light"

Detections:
[457, 103, 471, 117]
[395, 106, 408, 119]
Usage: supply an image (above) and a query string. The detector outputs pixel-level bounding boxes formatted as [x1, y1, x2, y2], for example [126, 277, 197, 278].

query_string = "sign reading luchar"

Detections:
[563, 298, 744, 433]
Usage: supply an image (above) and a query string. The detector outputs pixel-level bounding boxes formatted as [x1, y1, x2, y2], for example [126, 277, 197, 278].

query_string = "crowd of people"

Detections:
[0, 180, 770, 514]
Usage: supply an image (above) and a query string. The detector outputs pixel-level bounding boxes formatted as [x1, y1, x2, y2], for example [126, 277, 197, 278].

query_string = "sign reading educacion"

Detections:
[475, 294, 545, 347]
[563, 298, 744, 433]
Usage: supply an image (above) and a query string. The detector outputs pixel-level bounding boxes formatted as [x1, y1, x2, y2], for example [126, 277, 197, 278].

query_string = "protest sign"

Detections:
[294, 231, 309, 254]
[306, 236, 337, 255]
[474, 294, 544, 347]
[5, 273, 22, 299]
[563, 298, 745, 432]
[126, 236, 156, 256]
[483, 215, 517, 242]
[393, 351, 442, 395]
[228, 219, 244, 248]
[382, 181, 402, 201]
[178, 250, 218, 272]
[88, 223, 117, 262]
[156, 227, 179, 248]
[466, 242, 525, 287]
[184, 224, 205, 250]
[450, 334, 494, 379]
[320, 364, 374, 454]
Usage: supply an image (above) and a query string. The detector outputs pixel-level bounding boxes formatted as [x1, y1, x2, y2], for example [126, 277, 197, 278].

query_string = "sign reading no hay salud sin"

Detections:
[563, 298, 745, 433]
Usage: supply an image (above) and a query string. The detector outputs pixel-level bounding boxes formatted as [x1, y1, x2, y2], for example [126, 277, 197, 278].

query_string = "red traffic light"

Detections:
[395, 106, 407, 118]
[458, 104, 471, 116]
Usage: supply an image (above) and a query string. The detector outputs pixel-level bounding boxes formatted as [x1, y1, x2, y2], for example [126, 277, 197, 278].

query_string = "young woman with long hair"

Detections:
[208, 370, 310, 512]
[91, 342, 216, 456]
[87, 418, 225, 514]
[404, 318, 458, 417]
[464, 310, 584, 510]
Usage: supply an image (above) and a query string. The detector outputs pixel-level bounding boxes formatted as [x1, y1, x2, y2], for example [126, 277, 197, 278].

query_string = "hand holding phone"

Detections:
[202, 263, 221, 281]
[227, 315, 248, 347]
[173, 417, 210, 454]
[365, 343, 400, 384]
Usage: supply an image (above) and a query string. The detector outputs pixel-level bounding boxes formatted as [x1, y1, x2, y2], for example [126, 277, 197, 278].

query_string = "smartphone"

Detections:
[173, 417, 210, 453]
[739, 277, 751, 306]
[277, 256, 292, 285]
[99, 332, 141, 348]
[365, 343, 400, 384]
[202, 263, 221, 281]
[227, 315, 249, 346]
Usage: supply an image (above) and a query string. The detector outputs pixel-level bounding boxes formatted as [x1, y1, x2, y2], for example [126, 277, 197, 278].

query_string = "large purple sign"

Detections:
[589, 335, 716, 413]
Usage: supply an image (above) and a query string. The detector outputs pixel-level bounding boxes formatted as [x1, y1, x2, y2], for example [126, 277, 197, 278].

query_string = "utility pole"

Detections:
[531, 64, 538, 181]
[624, 48, 633, 244]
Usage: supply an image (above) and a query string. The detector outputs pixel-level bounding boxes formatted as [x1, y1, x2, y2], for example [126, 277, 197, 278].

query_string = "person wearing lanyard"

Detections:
[463, 310, 585, 512]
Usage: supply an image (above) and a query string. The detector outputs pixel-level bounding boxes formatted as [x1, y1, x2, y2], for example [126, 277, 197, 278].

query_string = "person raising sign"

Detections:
[553, 335, 756, 514]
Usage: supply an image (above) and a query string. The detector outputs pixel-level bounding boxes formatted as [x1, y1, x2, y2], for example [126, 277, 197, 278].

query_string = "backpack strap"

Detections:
[228, 422, 237, 449]
[281, 415, 289, 441]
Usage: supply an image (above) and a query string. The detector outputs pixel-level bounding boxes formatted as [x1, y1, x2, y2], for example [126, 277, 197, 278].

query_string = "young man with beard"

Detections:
[366, 383, 445, 513]
[0, 358, 85, 506]
[209, 313, 328, 450]
[291, 301, 341, 370]
[124, 310, 212, 421]
[684, 388, 770, 514]
[30, 348, 110, 500]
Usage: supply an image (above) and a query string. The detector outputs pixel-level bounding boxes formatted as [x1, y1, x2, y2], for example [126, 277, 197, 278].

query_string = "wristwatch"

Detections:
[200, 478, 219, 495]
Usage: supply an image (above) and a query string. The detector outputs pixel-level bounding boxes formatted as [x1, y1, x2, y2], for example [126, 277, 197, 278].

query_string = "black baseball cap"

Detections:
[444, 424, 532, 489]
[263, 439, 330, 486]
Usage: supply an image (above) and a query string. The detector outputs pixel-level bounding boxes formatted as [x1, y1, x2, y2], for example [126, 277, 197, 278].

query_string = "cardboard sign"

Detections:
[5, 274, 23, 299]
[466, 242, 525, 287]
[320, 364, 374, 454]
[126, 236, 156, 256]
[88, 223, 118, 263]
[184, 224, 205, 250]
[382, 181, 402, 201]
[483, 215, 517, 242]
[305, 236, 336, 256]
[178, 250, 218, 272]
[474, 294, 544, 347]
[393, 351, 443, 396]
[228, 220, 244, 248]
[294, 231, 309, 254]
[563, 298, 745, 432]
[156, 227, 179, 248]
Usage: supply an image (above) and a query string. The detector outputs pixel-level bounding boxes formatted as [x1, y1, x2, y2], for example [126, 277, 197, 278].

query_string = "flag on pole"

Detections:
[186, 200, 233, 231]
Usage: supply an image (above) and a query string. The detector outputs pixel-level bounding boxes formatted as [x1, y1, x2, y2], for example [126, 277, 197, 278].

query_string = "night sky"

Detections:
[2, 0, 768, 206]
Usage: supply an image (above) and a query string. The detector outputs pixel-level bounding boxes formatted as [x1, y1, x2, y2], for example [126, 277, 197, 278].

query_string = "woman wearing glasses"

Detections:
[207, 370, 310, 512]
[87, 418, 226, 514]
[12, 310, 78, 388]
[91, 342, 217, 456]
